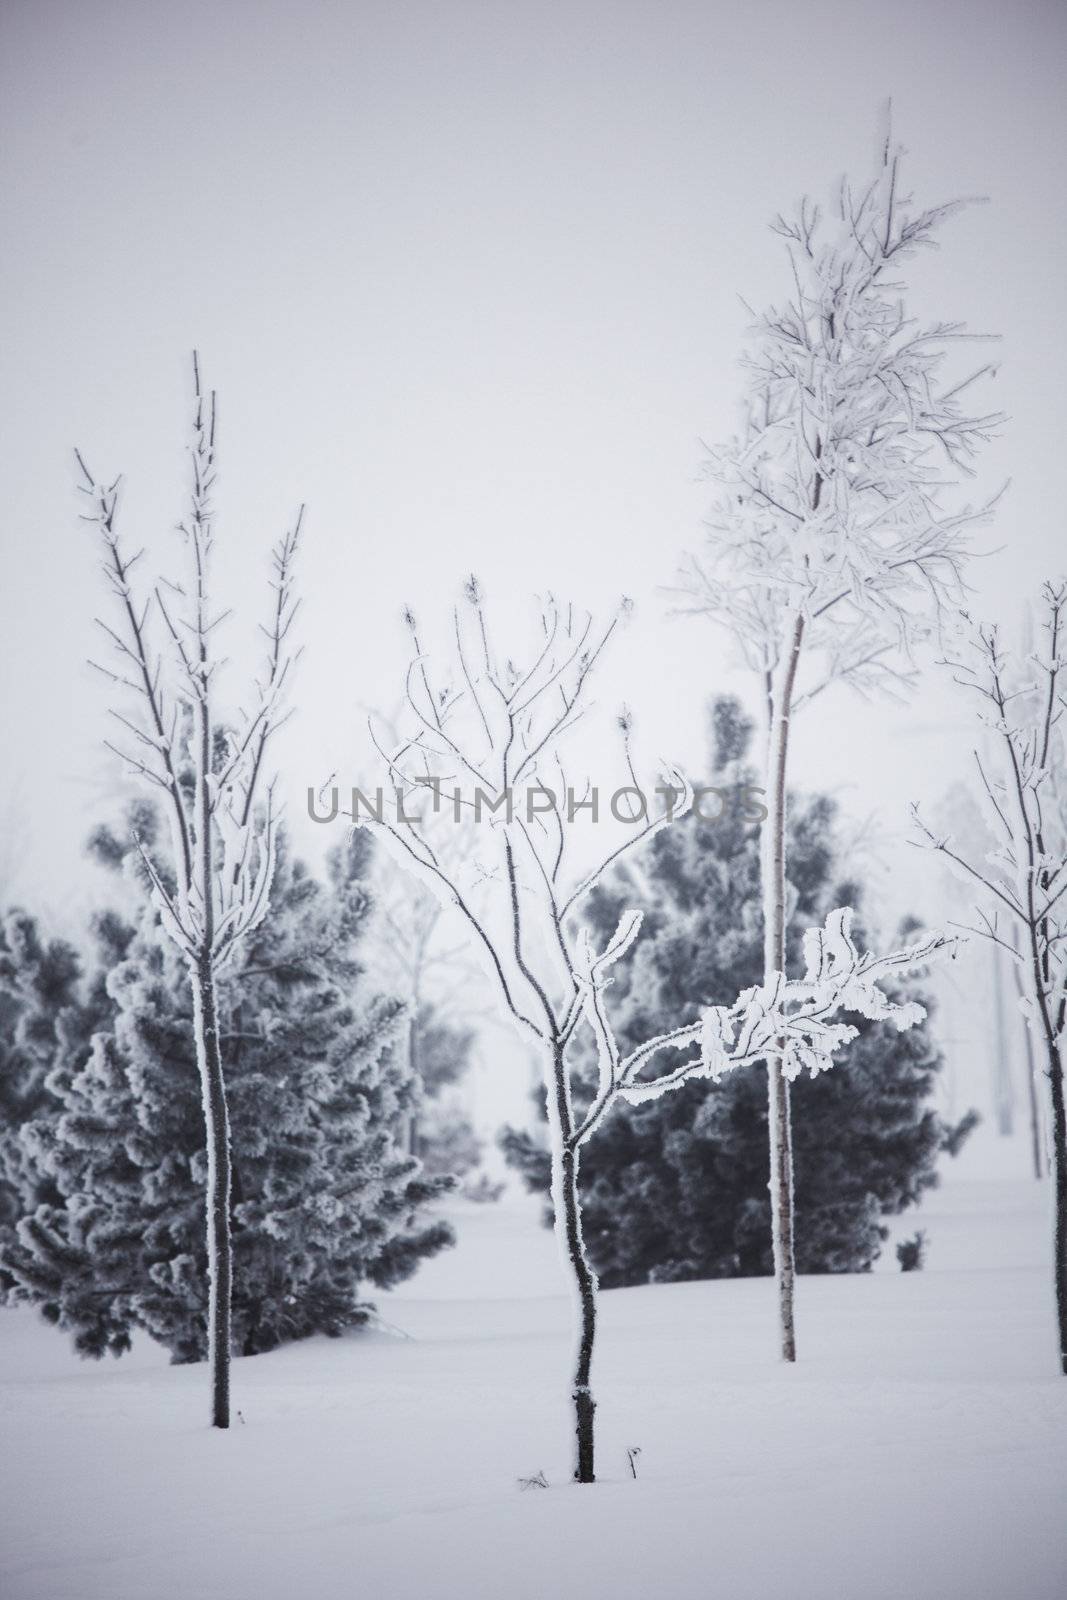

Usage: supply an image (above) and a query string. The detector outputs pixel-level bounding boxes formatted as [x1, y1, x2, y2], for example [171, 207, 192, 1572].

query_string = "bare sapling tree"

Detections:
[989, 941, 1015, 1137]
[931, 777, 1044, 1176]
[676, 136, 1002, 1360]
[360, 723, 493, 1160]
[914, 582, 1067, 1370]
[374, 861, 467, 1155]
[77, 356, 302, 1427]
[357, 582, 952, 1480]
[1012, 921, 1046, 1180]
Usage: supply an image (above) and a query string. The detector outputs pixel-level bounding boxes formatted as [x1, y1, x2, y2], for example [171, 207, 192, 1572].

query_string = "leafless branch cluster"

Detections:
[363, 586, 949, 1147]
[676, 142, 1005, 706]
[914, 582, 1067, 1043]
[77, 355, 302, 971]
[360, 583, 688, 1051]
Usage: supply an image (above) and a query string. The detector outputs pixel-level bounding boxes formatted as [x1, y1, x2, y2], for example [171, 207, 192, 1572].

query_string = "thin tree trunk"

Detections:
[1047, 1034, 1067, 1374]
[191, 958, 233, 1427]
[406, 1005, 420, 1158]
[559, 1143, 596, 1482]
[990, 944, 1014, 1136]
[193, 652, 231, 1428]
[1025, 1023, 1045, 1181]
[1022, 892, 1065, 1370]
[1016, 697, 1064, 1361]
[762, 614, 805, 1363]
[1010, 935, 1044, 1179]
[544, 1041, 597, 1481]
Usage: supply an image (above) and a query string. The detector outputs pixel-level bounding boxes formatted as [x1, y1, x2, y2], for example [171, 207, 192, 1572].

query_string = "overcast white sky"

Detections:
[1, 0, 1064, 983]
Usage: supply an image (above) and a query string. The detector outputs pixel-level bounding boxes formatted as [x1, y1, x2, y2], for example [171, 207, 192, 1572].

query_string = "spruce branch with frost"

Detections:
[76, 353, 302, 1427]
[360, 583, 949, 1482]
[913, 581, 1067, 1371]
[674, 133, 1002, 1361]
[612, 908, 950, 1107]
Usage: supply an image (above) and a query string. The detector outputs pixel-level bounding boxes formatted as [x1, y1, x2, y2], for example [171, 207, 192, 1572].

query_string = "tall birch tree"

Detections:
[76, 356, 302, 1426]
[677, 139, 1001, 1359]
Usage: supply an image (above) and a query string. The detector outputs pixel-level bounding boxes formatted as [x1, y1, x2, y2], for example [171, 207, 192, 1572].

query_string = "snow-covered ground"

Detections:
[2, 1153, 1065, 1600]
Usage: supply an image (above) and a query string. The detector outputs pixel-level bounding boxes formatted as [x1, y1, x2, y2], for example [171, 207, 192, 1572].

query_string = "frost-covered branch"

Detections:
[914, 587, 1067, 1037]
[358, 585, 680, 1041]
[614, 908, 950, 1106]
[675, 139, 1003, 701]
[78, 356, 302, 974]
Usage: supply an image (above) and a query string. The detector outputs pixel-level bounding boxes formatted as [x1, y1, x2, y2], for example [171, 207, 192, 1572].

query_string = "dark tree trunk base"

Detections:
[573, 1387, 595, 1483]
[1048, 1042, 1067, 1375]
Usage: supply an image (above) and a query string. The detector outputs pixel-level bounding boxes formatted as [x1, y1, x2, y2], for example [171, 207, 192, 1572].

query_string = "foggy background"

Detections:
[2, 0, 1065, 1154]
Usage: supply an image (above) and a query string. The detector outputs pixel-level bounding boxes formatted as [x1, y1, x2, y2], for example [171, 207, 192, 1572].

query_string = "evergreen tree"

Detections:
[2, 824, 454, 1359]
[0, 909, 118, 1243]
[502, 698, 974, 1285]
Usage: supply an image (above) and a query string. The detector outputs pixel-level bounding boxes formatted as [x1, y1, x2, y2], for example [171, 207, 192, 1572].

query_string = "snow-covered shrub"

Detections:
[896, 1232, 927, 1272]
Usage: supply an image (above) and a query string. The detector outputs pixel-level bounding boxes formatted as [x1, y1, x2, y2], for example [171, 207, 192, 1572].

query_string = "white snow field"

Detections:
[2, 1157, 1065, 1600]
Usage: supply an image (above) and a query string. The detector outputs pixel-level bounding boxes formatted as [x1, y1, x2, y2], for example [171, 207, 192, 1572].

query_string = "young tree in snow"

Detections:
[370, 829, 485, 1183]
[676, 139, 1000, 1360]
[1011, 921, 1046, 1181]
[358, 585, 952, 1481]
[75, 357, 301, 1426]
[503, 698, 973, 1284]
[914, 583, 1067, 1371]
[2, 819, 453, 1361]
[929, 778, 1042, 1169]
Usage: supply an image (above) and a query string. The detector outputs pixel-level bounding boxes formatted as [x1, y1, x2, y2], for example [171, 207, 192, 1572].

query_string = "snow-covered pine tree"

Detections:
[502, 698, 973, 1284]
[676, 136, 1001, 1360]
[0, 912, 91, 1245]
[76, 356, 303, 1425]
[3, 818, 454, 1361]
